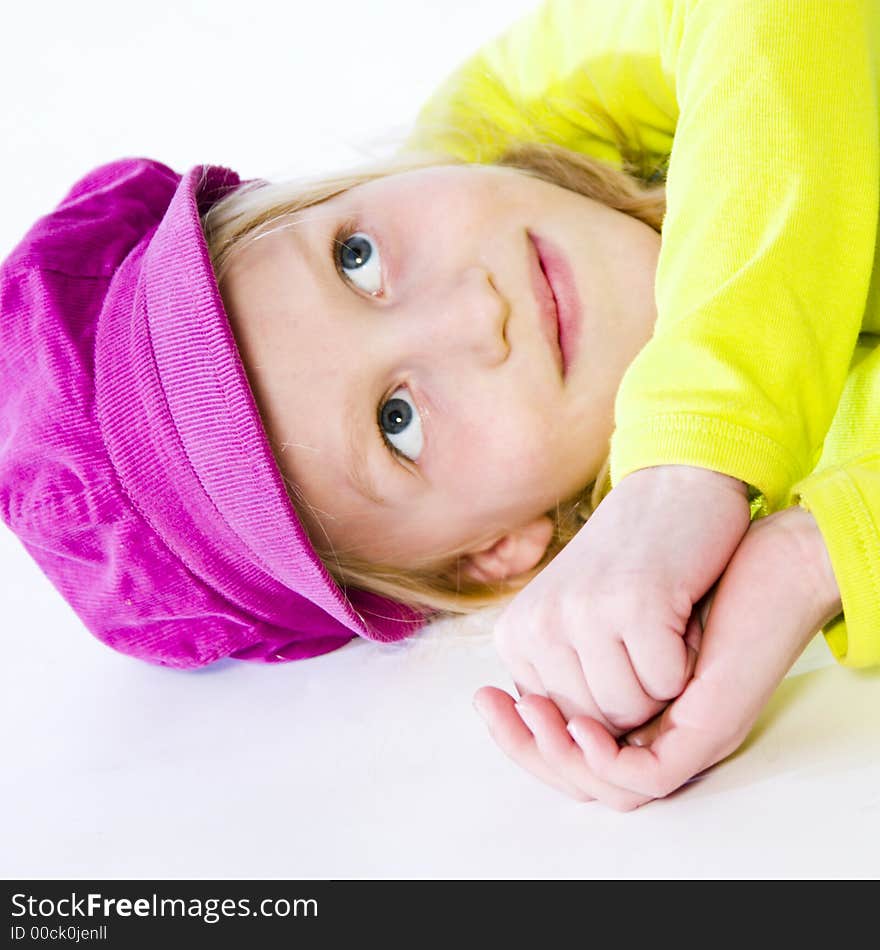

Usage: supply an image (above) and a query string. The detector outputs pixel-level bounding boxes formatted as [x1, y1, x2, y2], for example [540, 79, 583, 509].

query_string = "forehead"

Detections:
[325, 162, 522, 209]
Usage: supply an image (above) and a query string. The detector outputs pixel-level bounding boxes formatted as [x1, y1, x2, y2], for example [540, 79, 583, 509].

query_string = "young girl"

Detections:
[1, 0, 876, 809]
[395, 0, 879, 807]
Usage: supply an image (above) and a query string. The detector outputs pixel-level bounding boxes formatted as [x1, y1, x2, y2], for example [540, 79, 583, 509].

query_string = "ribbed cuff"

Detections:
[788, 465, 880, 668]
[610, 414, 802, 512]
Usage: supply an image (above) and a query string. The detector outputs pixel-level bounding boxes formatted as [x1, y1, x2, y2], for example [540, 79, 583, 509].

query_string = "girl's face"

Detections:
[221, 164, 660, 581]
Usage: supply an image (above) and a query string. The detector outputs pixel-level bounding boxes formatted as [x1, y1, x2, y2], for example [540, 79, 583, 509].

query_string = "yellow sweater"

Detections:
[406, 0, 880, 666]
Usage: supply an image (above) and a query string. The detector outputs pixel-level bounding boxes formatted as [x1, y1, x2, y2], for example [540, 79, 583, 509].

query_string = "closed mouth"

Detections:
[527, 231, 564, 377]
[529, 232, 582, 378]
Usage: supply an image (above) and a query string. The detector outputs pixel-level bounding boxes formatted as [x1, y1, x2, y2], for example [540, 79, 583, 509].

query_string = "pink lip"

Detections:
[528, 232, 583, 378]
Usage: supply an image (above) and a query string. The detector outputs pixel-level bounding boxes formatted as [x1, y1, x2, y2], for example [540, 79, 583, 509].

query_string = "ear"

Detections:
[459, 515, 555, 585]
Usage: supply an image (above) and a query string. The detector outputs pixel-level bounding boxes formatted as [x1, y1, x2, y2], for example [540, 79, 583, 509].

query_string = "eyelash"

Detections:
[331, 217, 384, 297]
[381, 421, 412, 467]
[330, 220, 417, 469]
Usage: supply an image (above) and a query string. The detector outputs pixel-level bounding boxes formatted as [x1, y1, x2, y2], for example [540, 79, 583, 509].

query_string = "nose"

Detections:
[414, 266, 510, 366]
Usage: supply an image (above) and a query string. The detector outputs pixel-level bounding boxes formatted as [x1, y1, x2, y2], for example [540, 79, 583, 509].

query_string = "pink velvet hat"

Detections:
[0, 158, 424, 668]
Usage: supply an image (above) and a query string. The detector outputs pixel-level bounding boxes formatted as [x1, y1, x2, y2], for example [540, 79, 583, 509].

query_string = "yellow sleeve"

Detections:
[787, 337, 880, 668]
[407, 0, 880, 513]
[612, 0, 879, 512]
[405, 0, 680, 179]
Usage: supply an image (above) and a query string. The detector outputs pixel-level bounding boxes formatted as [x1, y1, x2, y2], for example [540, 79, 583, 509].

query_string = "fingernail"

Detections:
[514, 702, 537, 731]
[566, 720, 587, 746]
[472, 698, 487, 721]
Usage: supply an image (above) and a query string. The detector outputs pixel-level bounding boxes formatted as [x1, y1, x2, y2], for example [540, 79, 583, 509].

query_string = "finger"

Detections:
[683, 611, 703, 680]
[494, 639, 616, 731]
[523, 644, 616, 730]
[621, 711, 713, 777]
[514, 695, 648, 811]
[622, 714, 712, 788]
[623, 711, 664, 748]
[577, 638, 663, 732]
[566, 675, 733, 800]
[685, 607, 704, 653]
[697, 588, 717, 631]
[472, 687, 594, 802]
[507, 660, 544, 700]
[625, 625, 690, 701]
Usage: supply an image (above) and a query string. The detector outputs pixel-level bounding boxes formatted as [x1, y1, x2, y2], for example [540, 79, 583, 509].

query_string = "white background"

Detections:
[2, 0, 879, 880]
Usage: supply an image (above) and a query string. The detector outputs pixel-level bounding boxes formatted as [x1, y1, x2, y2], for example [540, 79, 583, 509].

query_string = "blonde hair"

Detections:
[202, 103, 666, 617]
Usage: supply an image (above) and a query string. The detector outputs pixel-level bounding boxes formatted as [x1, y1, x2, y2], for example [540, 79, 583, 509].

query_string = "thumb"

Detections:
[681, 586, 718, 679]
[623, 714, 663, 748]
[698, 587, 717, 631]
[683, 611, 702, 680]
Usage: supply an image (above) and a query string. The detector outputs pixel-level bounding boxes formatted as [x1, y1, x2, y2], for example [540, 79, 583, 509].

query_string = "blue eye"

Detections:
[336, 231, 382, 295]
[379, 388, 423, 462]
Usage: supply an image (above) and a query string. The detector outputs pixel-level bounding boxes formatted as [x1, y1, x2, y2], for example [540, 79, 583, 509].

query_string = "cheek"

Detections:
[447, 410, 560, 497]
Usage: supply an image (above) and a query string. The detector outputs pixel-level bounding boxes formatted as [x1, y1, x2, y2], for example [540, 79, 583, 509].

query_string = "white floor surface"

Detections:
[2, 0, 878, 879]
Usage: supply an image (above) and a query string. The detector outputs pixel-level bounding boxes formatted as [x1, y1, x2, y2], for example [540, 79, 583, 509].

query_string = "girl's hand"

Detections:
[492, 464, 751, 734]
[474, 505, 843, 809]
